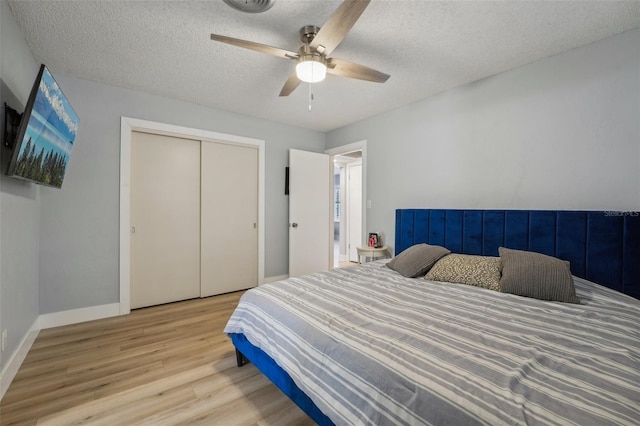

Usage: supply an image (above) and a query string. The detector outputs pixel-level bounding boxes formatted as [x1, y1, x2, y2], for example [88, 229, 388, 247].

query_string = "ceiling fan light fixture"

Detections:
[296, 54, 327, 83]
[210, 1, 388, 97]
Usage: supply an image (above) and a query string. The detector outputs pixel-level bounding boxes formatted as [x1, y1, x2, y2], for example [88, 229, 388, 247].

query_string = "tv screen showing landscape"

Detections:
[6, 64, 79, 188]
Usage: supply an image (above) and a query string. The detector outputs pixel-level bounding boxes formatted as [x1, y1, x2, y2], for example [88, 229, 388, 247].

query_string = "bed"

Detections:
[224, 209, 640, 425]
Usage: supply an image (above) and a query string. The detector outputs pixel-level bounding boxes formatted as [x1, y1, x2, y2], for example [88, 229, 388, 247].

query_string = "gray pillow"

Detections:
[387, 244, 450, 278]
[498, 247, 580, 304]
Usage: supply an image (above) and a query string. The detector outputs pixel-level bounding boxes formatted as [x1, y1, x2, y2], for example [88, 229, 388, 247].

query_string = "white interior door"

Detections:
[289, 149, 331, 277]
[201, 142, 258, 297]
[130, 132, 201, 309]
[347, 161, 363, 262]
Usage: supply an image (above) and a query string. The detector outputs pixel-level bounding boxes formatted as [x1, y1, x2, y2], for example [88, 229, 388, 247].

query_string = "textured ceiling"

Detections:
[7, 0, 640, 132]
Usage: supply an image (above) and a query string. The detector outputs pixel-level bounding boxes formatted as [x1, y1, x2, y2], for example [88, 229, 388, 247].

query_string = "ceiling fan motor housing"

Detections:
[300, 25, 321, 44]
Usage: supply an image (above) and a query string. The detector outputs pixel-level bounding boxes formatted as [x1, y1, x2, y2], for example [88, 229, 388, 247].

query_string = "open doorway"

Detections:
[333, 151, 362, 268]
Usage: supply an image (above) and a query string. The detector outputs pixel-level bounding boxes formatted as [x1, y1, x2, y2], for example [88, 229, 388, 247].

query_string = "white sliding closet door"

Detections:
[130, 132, 201, 309]
[201, 142, 258, 296]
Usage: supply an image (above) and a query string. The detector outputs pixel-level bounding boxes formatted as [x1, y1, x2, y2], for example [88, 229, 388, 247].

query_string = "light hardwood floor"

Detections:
[0, 291, 315, 426]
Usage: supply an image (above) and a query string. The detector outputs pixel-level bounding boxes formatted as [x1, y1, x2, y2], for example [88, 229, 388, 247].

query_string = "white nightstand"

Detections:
[356, 245, 390, 264]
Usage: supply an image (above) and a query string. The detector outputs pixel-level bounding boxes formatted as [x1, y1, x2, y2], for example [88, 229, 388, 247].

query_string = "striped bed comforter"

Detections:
[224, 261, 640, 425]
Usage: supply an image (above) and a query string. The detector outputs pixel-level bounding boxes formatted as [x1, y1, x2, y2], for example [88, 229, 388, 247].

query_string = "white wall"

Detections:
[327, 29, 640, 253]
[0, 0, 41, 373]
[37, 75, 325, 314]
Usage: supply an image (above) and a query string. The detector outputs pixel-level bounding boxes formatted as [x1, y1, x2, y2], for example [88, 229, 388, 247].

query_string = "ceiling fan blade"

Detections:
[279, 71, 302, 97]
[326, 58, 389, 83]
[310, 0, 370, 56]
[210, 34, 298, 59]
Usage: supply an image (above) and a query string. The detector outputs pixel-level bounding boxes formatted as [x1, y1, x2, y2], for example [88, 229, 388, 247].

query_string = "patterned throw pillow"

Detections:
[424, 254, 502, 292]
[386, 244, 451, 278]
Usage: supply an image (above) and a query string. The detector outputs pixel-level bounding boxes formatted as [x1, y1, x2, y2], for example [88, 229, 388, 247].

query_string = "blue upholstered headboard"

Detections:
[395, 209, 640, 298]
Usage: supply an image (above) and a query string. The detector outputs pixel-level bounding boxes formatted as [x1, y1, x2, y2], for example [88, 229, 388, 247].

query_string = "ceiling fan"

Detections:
[210, 0, 390, 97]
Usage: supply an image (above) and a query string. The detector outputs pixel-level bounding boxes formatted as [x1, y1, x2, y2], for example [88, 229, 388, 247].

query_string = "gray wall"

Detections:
[0, 0, 41, 371]
[327, 29, 640, 252]
[37, 75, 325, 314]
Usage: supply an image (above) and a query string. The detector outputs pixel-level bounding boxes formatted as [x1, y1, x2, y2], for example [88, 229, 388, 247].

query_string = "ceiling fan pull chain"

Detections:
[308, 83, 312, 111]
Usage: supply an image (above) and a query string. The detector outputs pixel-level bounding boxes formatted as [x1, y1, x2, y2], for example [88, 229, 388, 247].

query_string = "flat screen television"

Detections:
[6, 64, 79, 188]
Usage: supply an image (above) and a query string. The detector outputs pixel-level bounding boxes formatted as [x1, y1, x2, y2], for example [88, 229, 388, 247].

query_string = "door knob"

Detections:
[291, 223, 298, 228]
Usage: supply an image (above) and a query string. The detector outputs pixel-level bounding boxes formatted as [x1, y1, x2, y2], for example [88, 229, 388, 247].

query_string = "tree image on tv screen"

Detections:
[12, 66, 79, 188]
[14, 137, 68, 187]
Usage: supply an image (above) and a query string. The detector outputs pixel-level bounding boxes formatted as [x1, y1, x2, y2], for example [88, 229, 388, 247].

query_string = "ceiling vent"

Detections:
[223, 0, 275, 13]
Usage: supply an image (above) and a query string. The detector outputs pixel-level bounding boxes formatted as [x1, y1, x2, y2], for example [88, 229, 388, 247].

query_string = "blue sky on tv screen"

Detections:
[33, 67, 79, 143]
[18, 67, 79, 161]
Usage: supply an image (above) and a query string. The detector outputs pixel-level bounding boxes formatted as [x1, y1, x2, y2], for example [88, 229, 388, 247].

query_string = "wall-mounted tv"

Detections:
[6, 64, 79, 188]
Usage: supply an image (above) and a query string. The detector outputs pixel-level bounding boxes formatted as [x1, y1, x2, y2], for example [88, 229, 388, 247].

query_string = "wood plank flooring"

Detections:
[0, 291, 315, 426]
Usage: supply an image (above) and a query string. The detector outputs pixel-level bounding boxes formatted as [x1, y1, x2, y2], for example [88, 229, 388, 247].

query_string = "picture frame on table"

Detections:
[368, 232, 382, 248]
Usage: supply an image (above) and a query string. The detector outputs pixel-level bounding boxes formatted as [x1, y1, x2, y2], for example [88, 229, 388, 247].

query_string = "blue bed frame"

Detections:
[230, 333, 334, 425]
[232, 209, 640, 425]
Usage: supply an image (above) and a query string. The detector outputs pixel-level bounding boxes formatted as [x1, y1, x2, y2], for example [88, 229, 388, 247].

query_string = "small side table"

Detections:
[356, 245, 390, 264]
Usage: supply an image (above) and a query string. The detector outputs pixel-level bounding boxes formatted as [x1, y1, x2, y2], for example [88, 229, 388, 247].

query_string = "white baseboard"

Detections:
[264, 274, 288, 284]
[39, 303, 121, 330]
[1, 303, 121, 400]
[0, 317, 40, 401]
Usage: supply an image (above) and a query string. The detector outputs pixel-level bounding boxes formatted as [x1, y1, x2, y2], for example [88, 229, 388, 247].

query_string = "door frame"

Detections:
[325, 140, 367, 268]
[346, 159, 363, 263]
[120, 117, 265, 315]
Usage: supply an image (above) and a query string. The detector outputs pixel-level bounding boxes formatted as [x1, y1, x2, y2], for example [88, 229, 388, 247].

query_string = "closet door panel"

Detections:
[130, 132, 201, 308]
[201, 142, 258, 296]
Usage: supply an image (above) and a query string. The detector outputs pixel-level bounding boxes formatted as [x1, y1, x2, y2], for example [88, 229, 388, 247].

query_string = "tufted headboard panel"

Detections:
[395, 209, 640, 298]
